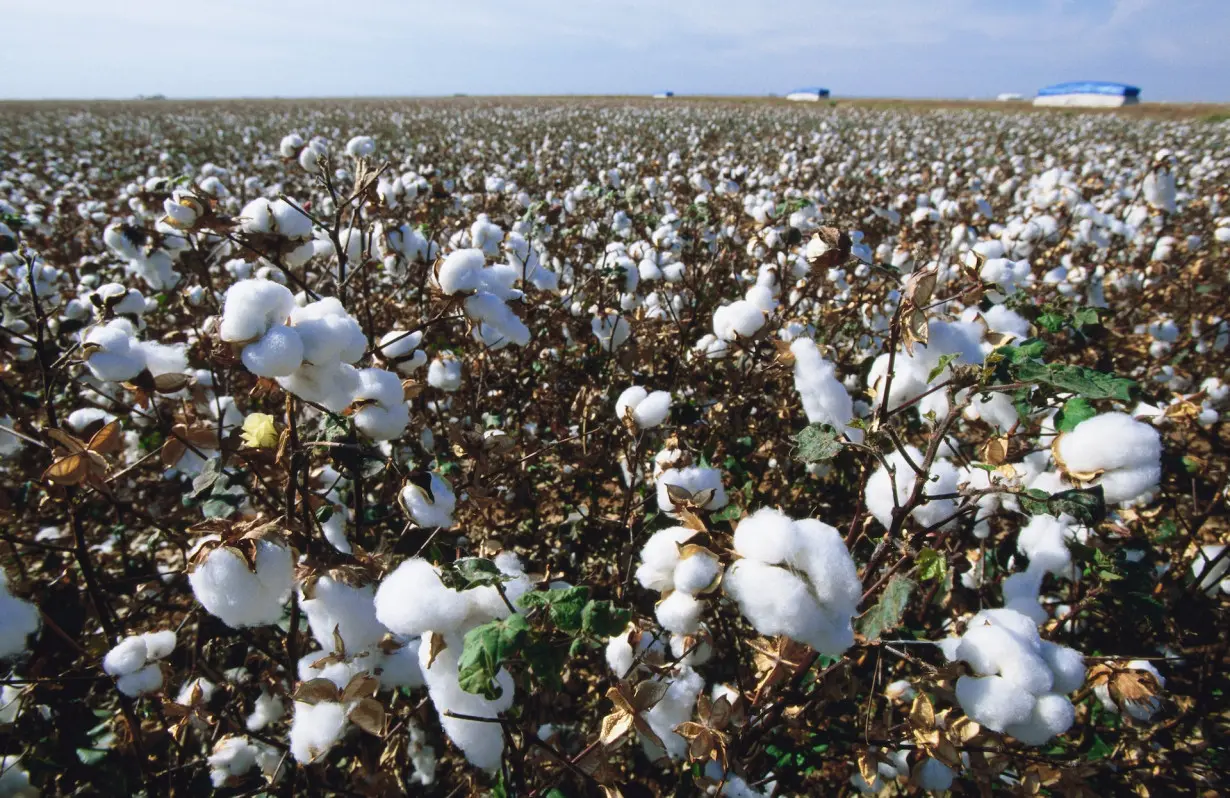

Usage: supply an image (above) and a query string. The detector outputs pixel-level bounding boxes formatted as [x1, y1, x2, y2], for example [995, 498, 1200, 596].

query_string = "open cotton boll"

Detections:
[247, 689, 286, 731]
[133, 340, 188, 377]
[401, 473, 456, 529]
[1039, 641, 1086, 695]
[954, 674, 1036, 732]
[187, 539, 294, 628]
[655, 591, 704, 634]
[374, 558, 472, 637]
[0, 573, 40, 659]
[345, 135, 376, 158]
[656, 467, 727, 514]
[962, 389, 1019, 432]
[712, 299, 765, 341]
[1017, 515, 1073, 576]
[297, 653, 368, 690]
[865, 445, 960, 531]
[790, 338, 861, 441]
[289, 700, 349, 763]
[350, 368, 409, 441]
[592, 311, 631, 351]
[427, 355, 462, 392]
[219, 279, 296, 343]
[279, 133, 304, 157]
[278, 362, 361, 413]
[702, 762, 774, 798]
[288, 298, 366, 365]
[418, 634, 513, 771]
[1004, 693, 1076, 745]
[464, 292, 530, 347]
[673, 549, 721, 595]
[615, 386, 672, 429]
[176, 677, 216, 706]
[208, 735, 279, 788]
[102, 636, 148, 676]
[957, 624, 1053, 694]
[376, 638, 424, 689]
[642, 669, 704, 762]
[240, 324, 304, 377]
[1055, 412, 1161, 503]
[793, 519, 861, 616]
[378, 330, 427, 374]
[732, 507, 798, 565]
[300, 577, 386, 654]
[724, 560, 851, 655]
[82, 319, 144, 381]
[635, 526, 697, 591]
[437, 249, 486, 295]
[117, 662, 164, 697]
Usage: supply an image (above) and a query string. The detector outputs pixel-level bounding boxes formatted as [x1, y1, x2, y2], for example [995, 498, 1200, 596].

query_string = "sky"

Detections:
[4, 0, 1229, 101]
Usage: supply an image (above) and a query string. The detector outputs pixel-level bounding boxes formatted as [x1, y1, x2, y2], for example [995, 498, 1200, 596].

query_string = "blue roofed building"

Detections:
[1033, 81, 1140, 108]
[786, 87, 830, 102]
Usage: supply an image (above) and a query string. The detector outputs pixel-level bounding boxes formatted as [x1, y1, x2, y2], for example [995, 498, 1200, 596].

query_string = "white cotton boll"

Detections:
[141, 629, 177, 661]
[957, 625, 1052, 694]
[300, 577, 385, 654]
[188, 539, 294, 628]
[790, 338, 860, 441]
[208, 736, 263, 788]
[1004, 693, 1076, 745]
[724, 560, 850, 655]
[219, 280, 296, 343]
[865, 446, 959, 531]
[376, 638, 424, 689]
[280, 133, 304, 157]
[702, 762, 772, 798]
[427, 355, 462, 392]
[655, 591, 703, 634]
[374, 558, 471, 637]
[642, 669, 704, 761]
[713, 300, 765, 341]
[419, 635, 512, 771]
[1056, 412, 1161, 503]
[102, 636, 148, 676]
[673, 550, 721, 595]
[915, 757, 954, 791]
[732, 507, 798, 565]
[437, 249, 485, 295]
[745, 283, 777, 313]
[1039, 641, 1086, 695]
[955, 674, 1036, 732]
[635, 526, 697, 591]
[464, 292, 530, 347]
[176, 677, 216, 706]
[83, 320, 144, 382]
[289, 700, 348, 763]
[378, 330, 426, 373]
[289, 298, 366, 365]
[240, 324, 304, 377]
[633, 391, 672, 428]
[963, 389, 1019, 432]
[351, 368, 410, 441]
[592, 311, 631, 351]
[247, 690, 285, 731]
[794, 519, 861, 616]
[117, 662, 164, 697]
[885, 679, 916, 702]
[1017, 515, 1072, 576]
[615, 386, 648, 422]
[297, 652, 367, 689]
[401, 473, 456, 529]
[0, 574, 39, 660]
[656, 467, 727, 514]
[277, 362, 361, 413]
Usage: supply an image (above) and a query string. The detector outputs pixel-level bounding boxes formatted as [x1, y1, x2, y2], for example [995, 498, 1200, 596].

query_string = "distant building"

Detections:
[997, 93, 1026, 102]
[1033, 82, 1140, 108]
[653, 91, 674, 99]
[786, 87, 830, 102]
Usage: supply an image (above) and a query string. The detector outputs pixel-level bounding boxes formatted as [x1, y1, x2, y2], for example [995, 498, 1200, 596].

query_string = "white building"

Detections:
[997, 93, 1025, 102]
[1033, 82, 1140, 108]
[786, 87, 830, 102]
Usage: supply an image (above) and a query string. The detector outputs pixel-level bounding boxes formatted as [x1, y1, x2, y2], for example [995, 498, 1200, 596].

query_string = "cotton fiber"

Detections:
[187, 537, 294, 628]
[656, 467, 727, 515]
[401, 472, 456, 528]
[615, 386, 672, 429]
[1055, 412, 1161, 503]
[350, 368, 409, 441]
[865, 445, 960, 531]
[789, 338, 861, 441]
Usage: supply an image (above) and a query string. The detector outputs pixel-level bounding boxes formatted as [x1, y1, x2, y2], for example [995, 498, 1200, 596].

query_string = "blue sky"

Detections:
[4, 0, 1228, 101]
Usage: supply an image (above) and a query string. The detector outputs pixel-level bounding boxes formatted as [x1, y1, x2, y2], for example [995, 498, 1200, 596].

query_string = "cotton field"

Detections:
[0, 97, 1227, 796]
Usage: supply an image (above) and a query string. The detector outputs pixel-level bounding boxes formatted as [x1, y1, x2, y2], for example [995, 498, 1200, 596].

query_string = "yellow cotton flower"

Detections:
[241, 413, 279, 449]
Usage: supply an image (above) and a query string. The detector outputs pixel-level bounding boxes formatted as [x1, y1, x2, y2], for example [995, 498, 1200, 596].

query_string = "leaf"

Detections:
[1017, 488, 1052, 516]
[857, 575, 916, 642]
[1054, 397, 1096, 433]
[190, 457, 222, 498]
[793, 423, 841, 463]
[348, 697, 385, 736]
[86, 420, 124, 455]
[519, 586, 590, 633]
[1048, 486, 1106, 526]
[709, 504, 743, 523]
[438, 557, 511, 591]
[917, 548, 946, 582]
[293, 678, 340, 705]
[457, 614, 530, 699]
[43, 451, 90, 485]
[582, 600, 632, 638]
[76, 748, 110, 765]
[1072, 307, 1102, 330]
[922, 351, 958, 384]
[1037, 312, 1066, 333]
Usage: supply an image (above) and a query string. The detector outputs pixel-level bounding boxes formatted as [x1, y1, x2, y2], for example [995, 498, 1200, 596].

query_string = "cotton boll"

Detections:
[82, 320, 144, 381]
[297, 653, 368, 690]
[732, 507, 798, 565]
[592, 311, 631, 351]
[117, 662, 164, 697]
[346, 136, 376, 158]
[1017, 515, 1072, 576]
[642, 669, 704, 761]
[794, 519, 861, 616]
[289, 700, 348, 763]
[278, 362, 361, 413]
[673, 550, 721, 595]
[247, 689, 285, 731]
[418, 634, 513, 771]
[350, 368, 409, 441]
[374, 558, 471, 637]
[656, 467, 727, 514]
[957, 624, 1053, 694]
[635, 526, 697, 591]
[240, 324, 304, 377]
[209, 736, 271, 788]
[401, 473, 456, 529]
[655, 591, 703, 634]
[954, 674, 1036, 732]
[437, 249, 486, 295]
[633, 391, 672, 428]
[378, 330, 427, 374]
[464, 292, 530, 347]
[133, 340, 187, 377]
[712, 299, 765, 341]
[790, 338, 861, 440]
[865, 446, 960, 531]
[300, 577, 385, 654]
[289, 298, 366, 365]
[188, 539, 294, 628]
[915, 757, 954, 791]
[615, 386, 648, 423]
[219, 280, 296, 343]
[102, 636, 148, 676]
[724, 560, 850, 655]
[1095, 660, 1164, 721]
[1004, 693, 1075, 745]
[427, 355, 462, 391]
[1056, 413, 1161, 503]
[376, 638, 424, 689]
[0, 573, 40, 660]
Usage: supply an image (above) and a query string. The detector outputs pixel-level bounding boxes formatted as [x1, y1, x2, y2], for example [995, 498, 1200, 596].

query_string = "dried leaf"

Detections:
[341, 673, 380, 703]
[44, 452, 90, 485]
[980, 436, 1009, 465]
[349, 697, 385, 736]
[293, 678, 340, 705]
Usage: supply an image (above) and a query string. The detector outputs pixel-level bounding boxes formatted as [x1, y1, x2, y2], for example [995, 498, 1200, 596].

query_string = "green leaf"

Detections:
[1018, 488, 1051, 516]
[793, 423, 842, 463]
[76, 748, 110, 765]
[522, 637, 568, 690]
[710, 504, 744, 523]
[189, 457, 221, 498]
[1048, 486, 1106, 526]
[1072, 307, 1102, 330]
[314, 505, 334, 523]
[917, 548, 946, 582]
[927, 352, 959, 383]
[581, 600, 631, 638]
[1054, 397, 1096, 433]
[457, 614, 530, 699]
[857, 575, 916, 641]
[438, 557, 511, 591]
[200, 496, 239, 519]
[970, 463, 996, 472]
[1037, 312, 1066, 333]
[518, 586, 590, 633]
[1043, 365, 1136, 402]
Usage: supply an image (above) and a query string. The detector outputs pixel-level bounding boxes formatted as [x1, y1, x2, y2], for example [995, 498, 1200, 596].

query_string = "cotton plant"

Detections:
[434, 248, 530, 347]
[865, 445, 961, 531]
[207, 735, 282, 788]
[102, 629, 176, 697]
[1052, 412, 1162, 504]
[614, 386, 672, 431]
